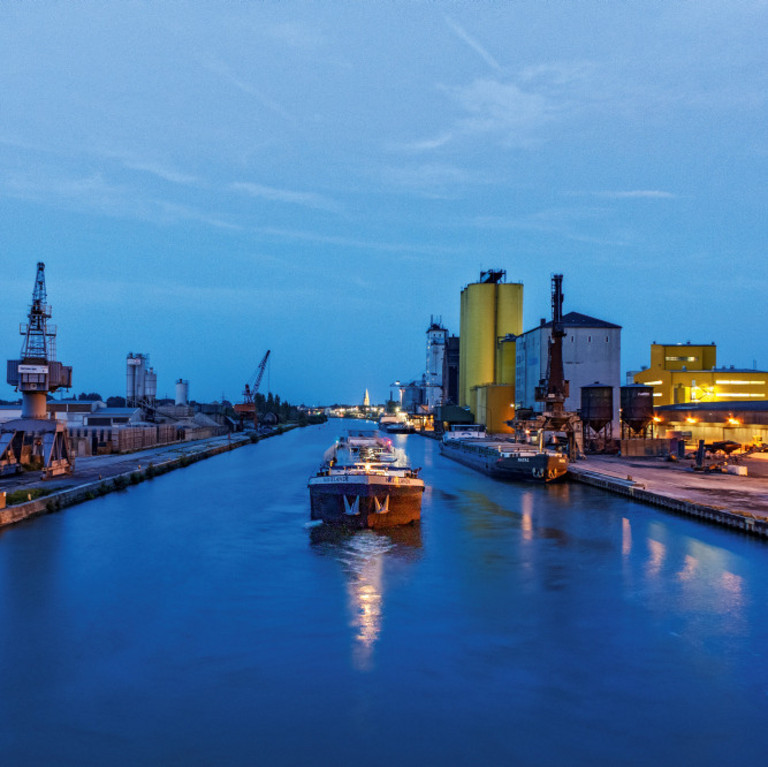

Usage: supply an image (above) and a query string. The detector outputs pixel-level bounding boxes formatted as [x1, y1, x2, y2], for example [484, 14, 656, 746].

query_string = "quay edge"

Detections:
[568, 464, 768, 539]
[0, 427, 298, 531]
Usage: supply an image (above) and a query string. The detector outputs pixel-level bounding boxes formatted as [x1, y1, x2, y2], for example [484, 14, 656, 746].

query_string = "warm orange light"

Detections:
[653, 416, 662, 423]
[727, 417, 740, 426]
[686, 417, 697, 424]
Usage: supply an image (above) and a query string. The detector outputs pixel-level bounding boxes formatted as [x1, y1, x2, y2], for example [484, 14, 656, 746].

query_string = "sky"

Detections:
[1, 1, 766, 406]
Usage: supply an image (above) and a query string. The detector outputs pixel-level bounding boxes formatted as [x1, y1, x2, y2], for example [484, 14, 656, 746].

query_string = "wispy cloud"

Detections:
[2, 169, 127, 207]
[572, 190, 678, 199]
[264, 22, 325, 49]
[0, 164, 241, 230]
[393, 132, 455, 152]
[230, 181, 342, 213]
[252, 224, 456, 258]
[448, 78, 556, 145]
[445, 17, 503, 72]
[151, 200, 242, 230]
[398, 74, 567, 154]
[122, 160, 199, 186]
[199, 55, 296, 124]
[472, 206, 632, 248]
[397, 60, 596, 154]
[378, 162, 480, 198]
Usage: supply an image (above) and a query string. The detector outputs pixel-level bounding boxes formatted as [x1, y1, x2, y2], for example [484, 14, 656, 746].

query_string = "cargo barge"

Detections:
[440, 428, 568, 482]
[309, 429, 424, 528]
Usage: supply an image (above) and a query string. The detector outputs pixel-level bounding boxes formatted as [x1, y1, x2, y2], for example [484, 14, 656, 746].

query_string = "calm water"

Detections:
[1, 420, 767, 766]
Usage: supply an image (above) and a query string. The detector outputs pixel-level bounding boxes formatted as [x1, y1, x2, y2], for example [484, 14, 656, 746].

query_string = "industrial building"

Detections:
[126, 353, 157, 407]
[653, 402, 768, 447]
[459, 270, 522, 432]
[424, 317, 447, 410]
[633, 343, 768, 406]
[441, 335, 460, 405]
[515, 311, 622, 430]
[394, 317, 453, 415]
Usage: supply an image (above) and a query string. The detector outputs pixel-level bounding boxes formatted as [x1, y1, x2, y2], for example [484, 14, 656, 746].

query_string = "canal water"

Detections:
[1, 419, 767, 765]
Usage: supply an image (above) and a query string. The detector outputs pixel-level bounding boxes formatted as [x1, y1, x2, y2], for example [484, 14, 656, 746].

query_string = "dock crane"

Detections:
[234, 350, 271, 429]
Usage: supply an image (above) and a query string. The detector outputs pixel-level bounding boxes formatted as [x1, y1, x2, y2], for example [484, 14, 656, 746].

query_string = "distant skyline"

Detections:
[1, 2, 766, 404]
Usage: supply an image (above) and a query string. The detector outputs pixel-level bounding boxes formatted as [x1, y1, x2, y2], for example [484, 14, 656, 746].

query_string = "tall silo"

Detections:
[126, 353, 140, 405]
[175, 379, 189, 407]
[620, 385, 654, 437]
[581, 383, 614, 451]
[145, 366, 157, 401]
[459, 271, 523, 408]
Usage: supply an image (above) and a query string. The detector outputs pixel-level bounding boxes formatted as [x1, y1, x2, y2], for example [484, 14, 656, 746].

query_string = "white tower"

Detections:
[425, 316, 447, 410]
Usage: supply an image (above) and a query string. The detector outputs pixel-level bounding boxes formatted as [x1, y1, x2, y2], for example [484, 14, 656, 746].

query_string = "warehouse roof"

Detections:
[522, 311, 621, 335]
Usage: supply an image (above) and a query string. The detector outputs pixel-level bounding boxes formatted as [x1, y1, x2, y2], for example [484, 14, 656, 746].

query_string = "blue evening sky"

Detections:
[1, 1, 766, 405]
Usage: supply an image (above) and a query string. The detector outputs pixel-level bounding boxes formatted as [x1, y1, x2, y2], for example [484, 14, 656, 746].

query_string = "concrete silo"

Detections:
[459, 271, 523, 413]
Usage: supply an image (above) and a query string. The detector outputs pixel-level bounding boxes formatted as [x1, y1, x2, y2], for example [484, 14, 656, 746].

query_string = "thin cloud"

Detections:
[391, 132, 455, 152]
[576, 190, 678, 199]
[253, 224, 457, 258]
[379, 162, 479, 198]
[231, 182, 342, 213]
[445, 17, 503, 72]
[198, 55, 296, 124]
[123, 160, 199, 186]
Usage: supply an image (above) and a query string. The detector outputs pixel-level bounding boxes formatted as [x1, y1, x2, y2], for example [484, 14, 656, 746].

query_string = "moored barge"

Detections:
[440, 433, 568, 482]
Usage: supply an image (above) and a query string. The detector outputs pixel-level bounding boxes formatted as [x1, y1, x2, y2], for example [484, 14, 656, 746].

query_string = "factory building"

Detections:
[395, 317, 455, 415]
[633, 343, 768, 406]
[515, 312, 622, 428]
[441, 335, 460, 405]
[126, 353, 157, 407]
[424, 317, 447, 410]
[459, 270, 522, 432]
[653, 402, 768, 447]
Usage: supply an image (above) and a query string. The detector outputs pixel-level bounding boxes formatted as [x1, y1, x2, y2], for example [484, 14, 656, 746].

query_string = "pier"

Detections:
[569, 455, 768, 538]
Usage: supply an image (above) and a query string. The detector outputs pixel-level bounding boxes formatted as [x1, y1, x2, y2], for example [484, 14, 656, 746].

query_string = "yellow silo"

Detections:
[495, 335, 517, 386]
[459, 272, 523, 409]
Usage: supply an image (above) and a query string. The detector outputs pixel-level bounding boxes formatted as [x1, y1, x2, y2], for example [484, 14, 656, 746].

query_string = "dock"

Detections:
[569, 455, 768, 538]
[0, 429, 293, 531]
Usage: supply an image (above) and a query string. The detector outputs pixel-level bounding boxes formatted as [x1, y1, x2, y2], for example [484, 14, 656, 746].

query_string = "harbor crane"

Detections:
[234, 349, 271, 429]
[1, 262, 75, 477]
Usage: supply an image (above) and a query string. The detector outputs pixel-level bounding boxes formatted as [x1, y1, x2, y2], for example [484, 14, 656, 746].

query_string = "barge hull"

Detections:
[440, 443, 567, 482]
[309, 480, 423, 528]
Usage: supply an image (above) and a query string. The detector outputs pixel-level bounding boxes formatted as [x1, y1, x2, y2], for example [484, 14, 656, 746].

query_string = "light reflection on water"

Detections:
[309, 524, 422, 671]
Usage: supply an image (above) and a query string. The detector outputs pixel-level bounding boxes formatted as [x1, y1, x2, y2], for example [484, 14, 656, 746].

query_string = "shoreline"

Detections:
[0, 426, 297, 531]
[416, 430, 768, 540]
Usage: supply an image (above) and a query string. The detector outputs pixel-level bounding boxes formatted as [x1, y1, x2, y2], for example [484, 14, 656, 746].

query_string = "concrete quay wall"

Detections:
[0, 434, 256, 531]
[569, 465, 768, 539]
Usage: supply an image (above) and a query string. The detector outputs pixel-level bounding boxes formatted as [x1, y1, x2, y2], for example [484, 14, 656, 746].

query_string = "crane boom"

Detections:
[235, 349, 271, 428]
[251, 349, 271, 396]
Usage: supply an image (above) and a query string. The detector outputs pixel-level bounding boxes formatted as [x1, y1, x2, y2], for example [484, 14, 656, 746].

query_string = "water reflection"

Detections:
[521, 492, 533, 543]
[645, 538, 666, 578]
[309, 524, 422, 671]
[622, 517, 632, 557]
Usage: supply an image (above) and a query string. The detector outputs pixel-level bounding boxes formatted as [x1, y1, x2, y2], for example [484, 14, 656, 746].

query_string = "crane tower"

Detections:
[234, 350, 271, 429]
[1, 263, 75, 477]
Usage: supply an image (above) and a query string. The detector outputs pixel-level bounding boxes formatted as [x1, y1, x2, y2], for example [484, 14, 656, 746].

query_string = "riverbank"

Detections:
[0, 426, 297, 530]
[568, 455, 768, 538]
